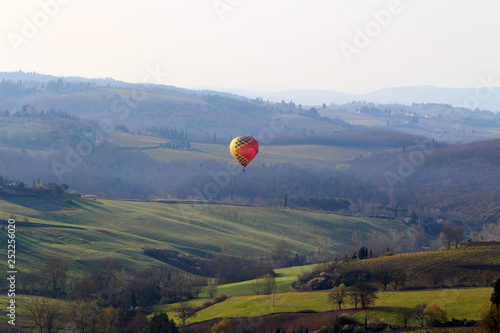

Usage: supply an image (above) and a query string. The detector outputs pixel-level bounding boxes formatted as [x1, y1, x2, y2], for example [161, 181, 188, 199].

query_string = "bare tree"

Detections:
[249, 274, 275, 295]
[351, 283, 378, 309]
[25, 298, 44, 332]
[429, 270, 445, 288]
[40, 257, 68, 297]
[191, 275, 206, 298]
[413, 223, 428, 249]
[413, 303, 427, 328]
[206, 279, 218, 298]
[69, 299, 119, 333]
[397, 307, 414, 329]
[346, 287, 362, 309]
[269, 239, 292, 267]
[175, 301, 196, 326]
[329, 284, 347, 310]
[25, 298, 67, 333]
[262, 274, 276, 295]
[439, 224, 453, 250]
[372, 264, 395, 291]
[451, 226, 464, 249]
[68, 299, 99, 333]
[249, 277, 262, 295]
[366, 229, 406, 255]
[393, 268, 407, 290]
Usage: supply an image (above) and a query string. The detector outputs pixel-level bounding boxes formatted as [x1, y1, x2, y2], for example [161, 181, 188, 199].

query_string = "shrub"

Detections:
[424, 303, 448, 327]
[211, 318, 232, 333]
[194, 294, 229, 313]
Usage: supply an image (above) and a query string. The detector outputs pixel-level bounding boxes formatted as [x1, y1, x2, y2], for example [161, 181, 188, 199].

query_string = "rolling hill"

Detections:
[152, 244, 499, 328]
[2, 71, 500, 239]
[0, 194, 412, 278]
[342, 243, 500, 288]
[256, 86, 500, 112]
[0, 73, 347, 139]
[347, 138, 500, 223]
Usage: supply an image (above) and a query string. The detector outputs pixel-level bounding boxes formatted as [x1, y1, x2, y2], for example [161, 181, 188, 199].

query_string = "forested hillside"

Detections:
[348, 139, 500, 224]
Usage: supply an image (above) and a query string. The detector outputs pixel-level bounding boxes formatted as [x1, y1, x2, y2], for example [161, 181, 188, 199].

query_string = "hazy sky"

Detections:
[1, 0, 500, 94]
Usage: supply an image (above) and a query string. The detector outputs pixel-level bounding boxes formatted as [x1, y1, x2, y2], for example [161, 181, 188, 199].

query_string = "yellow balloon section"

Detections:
[230, 136, 259, 170]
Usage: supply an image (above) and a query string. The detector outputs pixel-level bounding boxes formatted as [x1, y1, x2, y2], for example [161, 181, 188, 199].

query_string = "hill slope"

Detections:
[0, 76, 344, 138]
[344, 243, 500, 288]
[0, 195, 411, 277]
[259, 86, 500, 111]
[348, 139, 500, 223]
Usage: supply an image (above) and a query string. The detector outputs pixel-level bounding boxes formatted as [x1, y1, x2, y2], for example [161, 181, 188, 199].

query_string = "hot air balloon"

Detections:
[230, 136, 259, 172]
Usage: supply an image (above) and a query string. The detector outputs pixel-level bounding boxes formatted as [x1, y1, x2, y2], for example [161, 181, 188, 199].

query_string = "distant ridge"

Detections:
[236, 86, 500, 111]
[0, 70, 246, 100]
[3, 70, 499, 111]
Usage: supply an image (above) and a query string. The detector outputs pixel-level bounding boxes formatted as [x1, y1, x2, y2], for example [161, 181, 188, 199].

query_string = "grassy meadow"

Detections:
[0, 195, 411, 276]
[150, 252, 496, 327]
[351, 287, 492, 325]
[154, 287, 493, 327]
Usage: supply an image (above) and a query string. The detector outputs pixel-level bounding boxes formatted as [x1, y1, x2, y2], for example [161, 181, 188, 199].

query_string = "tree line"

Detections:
[18, 256, 208, 331]
[143, 240, 304, 285]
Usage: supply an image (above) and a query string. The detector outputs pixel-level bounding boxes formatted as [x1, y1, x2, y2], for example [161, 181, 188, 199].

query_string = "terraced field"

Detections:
[0, 117, 52, 138]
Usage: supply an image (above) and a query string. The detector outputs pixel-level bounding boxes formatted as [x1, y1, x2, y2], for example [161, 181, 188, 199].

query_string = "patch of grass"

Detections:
[350, 287, 492, 325]
[145, 142, 389, 169]
[160, 287, 492, 326]
[275, 264, 320, 277]
[154, 292, 332, 326]
[145, 144, 230, 164]
[201, 275, 296, 298]
[107, 132, 168, 147]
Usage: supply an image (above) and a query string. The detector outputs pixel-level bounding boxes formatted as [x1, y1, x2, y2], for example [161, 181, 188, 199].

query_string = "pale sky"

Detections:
[1, 0, 500, 94]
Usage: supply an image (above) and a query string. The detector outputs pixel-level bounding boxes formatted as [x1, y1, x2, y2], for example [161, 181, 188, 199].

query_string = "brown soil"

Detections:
[180, 309, 360, 333]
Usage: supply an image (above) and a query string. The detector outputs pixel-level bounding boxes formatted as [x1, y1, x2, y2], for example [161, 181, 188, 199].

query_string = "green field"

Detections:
[2, 275, 492, 328]
[198, 266, 319, 298]
[0, 195, 411, 276]
[351, 287, 492, 325]
[154, 287, 492, 326]
[104, 132, 393, 169]
[145, 143, 231, 164]
[150, 253, 496, 326]
[1, 194, 496, 330]
[145, 142, 387, 169]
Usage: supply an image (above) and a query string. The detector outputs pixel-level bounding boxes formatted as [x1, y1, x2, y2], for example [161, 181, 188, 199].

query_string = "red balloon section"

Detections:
[230, 136, 259, 171]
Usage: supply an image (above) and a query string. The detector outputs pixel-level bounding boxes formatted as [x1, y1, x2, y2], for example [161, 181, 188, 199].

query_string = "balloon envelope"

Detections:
[230, 136, 259, 169]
